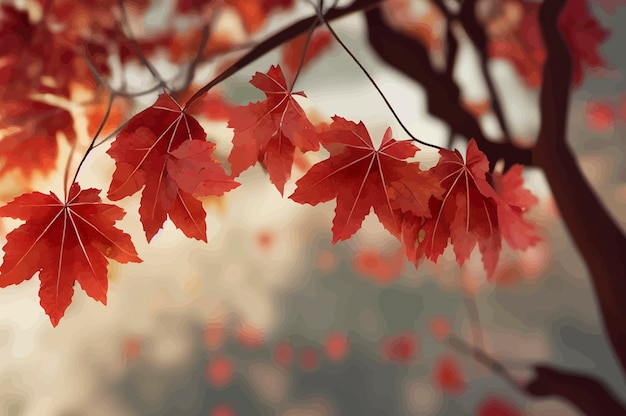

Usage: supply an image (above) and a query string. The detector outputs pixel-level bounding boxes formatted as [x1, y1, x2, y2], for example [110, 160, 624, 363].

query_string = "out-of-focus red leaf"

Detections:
[255, 230, 274, 250]
[585, 100, 614, 132]
[429, 316, 451, 341]
[487, 0, 609, 87]
[0, 100, 76, 178]
[210, 403, 237, 416]
[475, 395, 522, 416]
[206, 356, 234, 388]
[226, 0, 295, 33]
[325, 332, 350, 362]
[0, 5, 85, 178]
[432, 355, 465, 395]
[381, 332, 418, 364]
[122, 336, 143, 362]
[381, 0, 445, 52]
[352, 247, 404, 285]
[273, 339, 293, 368]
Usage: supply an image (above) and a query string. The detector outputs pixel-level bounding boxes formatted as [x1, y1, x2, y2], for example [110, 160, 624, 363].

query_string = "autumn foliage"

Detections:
[0, 0, 610, 329]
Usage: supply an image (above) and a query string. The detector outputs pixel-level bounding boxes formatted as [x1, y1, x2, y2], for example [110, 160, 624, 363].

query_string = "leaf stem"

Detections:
[117, 0, 169, 91]
[289, 17, 320, 92]
[458, 0, 511, 142]
[315, 7, 442, 150]
[67, 92, 116, 197]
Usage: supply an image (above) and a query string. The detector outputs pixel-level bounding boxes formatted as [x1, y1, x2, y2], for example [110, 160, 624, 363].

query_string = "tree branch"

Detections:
[526, 365, 626, 415]
[367, 0, 626, 409]
[184, 0, 385, 108]
[458, 0, 511, 142]
[363, 5, 531, 170]
[533, 0, 626, 378]
[448, 335, 626, 415]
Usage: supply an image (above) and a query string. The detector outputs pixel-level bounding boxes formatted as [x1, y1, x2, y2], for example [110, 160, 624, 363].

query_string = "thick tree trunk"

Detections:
[363, 0, 626, 413]
[534, 0, 626, 376]
[198, 0, 626, 412]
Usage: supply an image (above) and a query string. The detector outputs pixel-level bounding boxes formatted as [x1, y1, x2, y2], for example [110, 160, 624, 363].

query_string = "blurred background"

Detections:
[1, 0, 625, 415]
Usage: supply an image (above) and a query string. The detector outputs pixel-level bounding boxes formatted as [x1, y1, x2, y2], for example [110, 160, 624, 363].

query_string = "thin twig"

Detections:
[364, 5, 533, 168]
[81, 45, 164, 98]
[446, 334, 521, 390]
[458, 0, 511, 142]
[175, 24, 212, 93]
[117, 0, 169, 90]
[68, 92, 116, 191]
[315, 5, 442, 150]
[92, 119, 130, 149]
[462, 293, 485, 350]
[183, 0, 385, 109]
[289, 15, 320, 92]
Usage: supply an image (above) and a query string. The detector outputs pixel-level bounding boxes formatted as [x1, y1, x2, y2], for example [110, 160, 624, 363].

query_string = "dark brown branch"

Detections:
[526, 366, 626, 415]
[532, 0, 626, 378]
[535, 0, 571, 152]
[448, 335, 626, 415]
[367, 0, 626, 410]
[364, 5, 531, 169]
[447, 335, 519, 389]
[459, 0, 511, 142]
[430, 0, 458, 78]
[118, 0, 168, 89]
[185, 0, 385, 108]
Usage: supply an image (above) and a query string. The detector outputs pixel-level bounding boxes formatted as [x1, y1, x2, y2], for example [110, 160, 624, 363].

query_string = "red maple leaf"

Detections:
[290, 117, 440, 243]
[0, 183, 141, 326]
[401, 139, 538, 277]
[0, 6, 81, 178]
[0, 100, 76, 178]
[227, 65, 319, 194]
[432, 355, 465, 395]
[107, 93, 239, 242]
[488, 0, 608, 87]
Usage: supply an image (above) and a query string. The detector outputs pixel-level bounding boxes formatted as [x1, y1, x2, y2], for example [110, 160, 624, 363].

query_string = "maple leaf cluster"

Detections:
[287, 117, 539, 278]
[0, 0, 321, 183]
[223, 66, 540, 277]
[0, 61, 540, 325]
[4, 0, 601, 328]
[107, 93, 239, 242]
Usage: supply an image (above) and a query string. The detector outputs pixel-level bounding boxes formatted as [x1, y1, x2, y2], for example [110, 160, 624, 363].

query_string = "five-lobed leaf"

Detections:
[107, 93, 239, 242]
[227, 65, 319, 194]
[0, 183, 141, 326]
[401, 139, 539, 278]
[290, 117, 441, 243]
